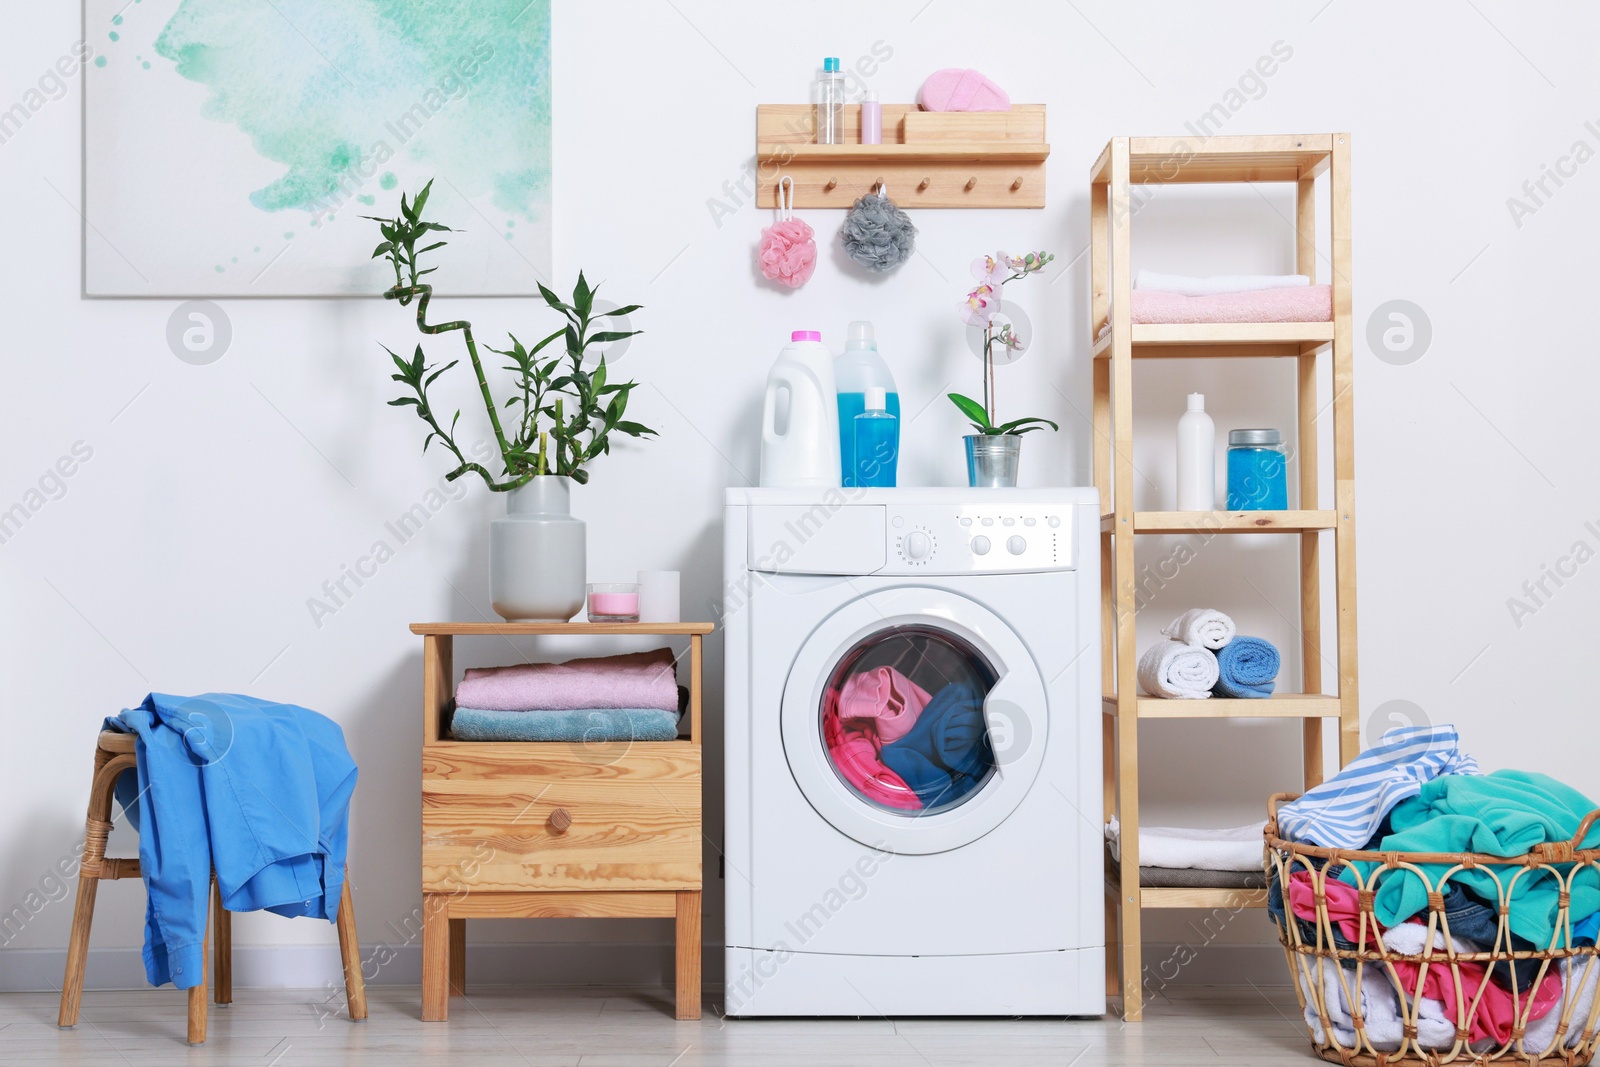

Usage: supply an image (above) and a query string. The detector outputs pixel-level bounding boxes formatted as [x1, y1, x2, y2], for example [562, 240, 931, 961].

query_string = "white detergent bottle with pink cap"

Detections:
[760, 330, 841, 487]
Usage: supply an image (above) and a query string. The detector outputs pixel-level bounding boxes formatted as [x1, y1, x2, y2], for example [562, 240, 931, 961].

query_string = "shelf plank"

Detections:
[1102, 510, 1338, 535]
[1102, 694, 1342, 719]
[761, 142, 1050, 164]
[1104, 860, 1269, 909]
[1141, 887, 1268, 909]
[1093, 321, 1334, 358]
[410, 622, 715, 636]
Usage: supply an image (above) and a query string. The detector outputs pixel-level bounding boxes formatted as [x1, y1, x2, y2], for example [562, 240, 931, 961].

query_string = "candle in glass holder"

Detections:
[586, 583, 640, 622]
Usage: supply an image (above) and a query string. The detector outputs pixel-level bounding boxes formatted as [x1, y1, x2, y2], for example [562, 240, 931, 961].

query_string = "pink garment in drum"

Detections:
[837, 667, 933, 746]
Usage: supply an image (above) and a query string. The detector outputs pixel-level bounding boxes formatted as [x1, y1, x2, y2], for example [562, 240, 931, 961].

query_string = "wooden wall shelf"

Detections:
[756, 104, 1049, 209]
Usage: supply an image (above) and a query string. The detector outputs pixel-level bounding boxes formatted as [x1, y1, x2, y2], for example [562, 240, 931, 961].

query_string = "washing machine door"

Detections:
[781, 585, 1048, 855]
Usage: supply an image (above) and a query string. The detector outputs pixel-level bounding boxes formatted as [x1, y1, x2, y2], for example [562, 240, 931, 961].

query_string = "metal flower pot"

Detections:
[965, 434, 1022, 488]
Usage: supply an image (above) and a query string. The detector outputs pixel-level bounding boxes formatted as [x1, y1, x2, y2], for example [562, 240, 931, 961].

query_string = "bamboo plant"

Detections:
[369, 181, 655, 490]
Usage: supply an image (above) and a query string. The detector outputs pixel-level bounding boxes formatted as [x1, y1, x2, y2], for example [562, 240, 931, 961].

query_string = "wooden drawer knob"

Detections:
[548, 808, 572, 833]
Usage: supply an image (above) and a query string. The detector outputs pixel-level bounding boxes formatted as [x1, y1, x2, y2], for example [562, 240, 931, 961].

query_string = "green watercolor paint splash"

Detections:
[153, 0, 551, 220]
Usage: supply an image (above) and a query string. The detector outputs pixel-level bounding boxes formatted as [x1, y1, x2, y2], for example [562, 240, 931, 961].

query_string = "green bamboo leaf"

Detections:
[574, 272, 593, 317]
[614, 421, 654, 436]
[588, 330, 638, 344]
[423, 359, 460, 388]
[597, 304, 643, 318]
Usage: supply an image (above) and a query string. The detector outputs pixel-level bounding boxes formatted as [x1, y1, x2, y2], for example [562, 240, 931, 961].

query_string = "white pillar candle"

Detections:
[637, 570, 681, 623]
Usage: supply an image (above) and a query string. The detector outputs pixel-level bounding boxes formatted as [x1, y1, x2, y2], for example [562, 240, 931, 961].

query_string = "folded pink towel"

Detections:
[837, 667, 933, 746]
[1130, 284, 1332, 324]
[455, 648, 679, 712]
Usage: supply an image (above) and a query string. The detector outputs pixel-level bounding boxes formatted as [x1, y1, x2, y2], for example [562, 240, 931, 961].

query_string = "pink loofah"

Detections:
[758, 217, 817, 288]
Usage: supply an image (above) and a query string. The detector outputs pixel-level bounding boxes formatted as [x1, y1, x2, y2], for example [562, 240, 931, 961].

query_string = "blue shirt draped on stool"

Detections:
[105, 692, 357, 990]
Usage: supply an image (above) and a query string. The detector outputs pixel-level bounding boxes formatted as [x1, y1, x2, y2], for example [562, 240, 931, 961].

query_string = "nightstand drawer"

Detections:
[421, 743, 701, 893]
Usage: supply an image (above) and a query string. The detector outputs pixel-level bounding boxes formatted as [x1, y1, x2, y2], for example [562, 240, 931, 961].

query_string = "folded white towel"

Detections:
[1137, 639, 1218, 699]
[1105, 817, 1264, 871]
[1133, 269, 1312, 296]
[1161, 608, 1237, 650]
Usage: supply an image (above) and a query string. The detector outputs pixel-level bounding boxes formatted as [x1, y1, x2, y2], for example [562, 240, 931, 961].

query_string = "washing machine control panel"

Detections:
[886, 505, 1075, 573]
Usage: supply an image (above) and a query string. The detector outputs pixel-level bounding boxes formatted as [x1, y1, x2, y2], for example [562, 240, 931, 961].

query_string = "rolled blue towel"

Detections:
[450, 707, 681, 742]
[1212, 636, 1280, 698]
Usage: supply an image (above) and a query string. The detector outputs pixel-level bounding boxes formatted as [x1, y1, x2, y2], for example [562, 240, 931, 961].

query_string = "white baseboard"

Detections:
[2, 941, 1286, 994]
[0, 941, 695, 994]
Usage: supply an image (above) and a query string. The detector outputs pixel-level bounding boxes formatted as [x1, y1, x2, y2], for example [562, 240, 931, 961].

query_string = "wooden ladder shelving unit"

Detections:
[1089, 134, 1359, 1022]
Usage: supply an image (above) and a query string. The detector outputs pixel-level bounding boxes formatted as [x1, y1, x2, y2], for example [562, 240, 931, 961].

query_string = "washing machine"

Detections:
[722, 487, 1104, 1016]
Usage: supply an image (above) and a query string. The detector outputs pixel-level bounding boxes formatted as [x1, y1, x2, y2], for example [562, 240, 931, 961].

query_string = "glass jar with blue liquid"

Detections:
[1226, 428, 1288, 510]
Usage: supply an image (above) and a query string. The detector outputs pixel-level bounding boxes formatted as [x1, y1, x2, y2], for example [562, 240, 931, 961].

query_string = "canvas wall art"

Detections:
[85, 0, 552, 296]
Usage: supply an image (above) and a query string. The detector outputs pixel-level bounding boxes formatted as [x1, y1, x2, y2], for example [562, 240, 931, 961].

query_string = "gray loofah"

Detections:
[840, 191, 917, 273]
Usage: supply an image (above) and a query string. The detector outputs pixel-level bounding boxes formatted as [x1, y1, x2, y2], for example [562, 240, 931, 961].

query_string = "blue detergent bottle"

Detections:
[835, 320, 900, 486]
[853, 387, 898, 487]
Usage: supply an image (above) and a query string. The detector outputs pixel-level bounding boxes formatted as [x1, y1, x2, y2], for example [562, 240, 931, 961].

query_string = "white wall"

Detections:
[4, 0, 1600, 990]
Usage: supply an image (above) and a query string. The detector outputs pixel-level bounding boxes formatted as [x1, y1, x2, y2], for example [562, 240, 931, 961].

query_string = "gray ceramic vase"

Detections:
[490, 476, 586, 621]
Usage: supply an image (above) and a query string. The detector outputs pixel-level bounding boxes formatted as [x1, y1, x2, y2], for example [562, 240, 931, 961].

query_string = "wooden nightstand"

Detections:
[410, 621, 713, 1021]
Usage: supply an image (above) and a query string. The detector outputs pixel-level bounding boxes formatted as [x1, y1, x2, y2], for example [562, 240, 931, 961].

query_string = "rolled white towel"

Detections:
[1134, 269, 1312, 296]
[1137, 639, 1218, 699]
[1162, 608, 1237, 650]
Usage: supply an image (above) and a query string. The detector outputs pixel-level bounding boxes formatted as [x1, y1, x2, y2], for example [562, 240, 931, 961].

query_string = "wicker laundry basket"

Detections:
[1266, 793, 1600, 1065]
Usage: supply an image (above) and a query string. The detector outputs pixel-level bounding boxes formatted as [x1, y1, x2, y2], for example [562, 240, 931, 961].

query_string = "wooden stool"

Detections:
[57, 730, 368, 1044]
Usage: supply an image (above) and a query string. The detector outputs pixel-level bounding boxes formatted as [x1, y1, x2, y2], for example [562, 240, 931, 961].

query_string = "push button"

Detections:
[1024, 517, 1037, 527]
[1047, 515, 1061, 528]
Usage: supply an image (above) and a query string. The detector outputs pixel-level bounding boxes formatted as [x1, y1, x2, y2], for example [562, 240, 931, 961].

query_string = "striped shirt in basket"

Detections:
[1276, 724, 1480, 849]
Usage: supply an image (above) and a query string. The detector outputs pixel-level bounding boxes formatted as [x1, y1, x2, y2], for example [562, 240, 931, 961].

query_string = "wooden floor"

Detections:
[6, 983, 1314, 1065]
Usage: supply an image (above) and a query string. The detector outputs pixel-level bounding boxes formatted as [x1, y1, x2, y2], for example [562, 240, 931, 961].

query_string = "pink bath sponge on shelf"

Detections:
[917, 68, 1011, 112]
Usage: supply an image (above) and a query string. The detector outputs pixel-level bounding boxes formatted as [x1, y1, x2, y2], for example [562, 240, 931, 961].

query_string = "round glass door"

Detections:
[781, 586, 1048, 855]
[820, 625, 998, 817]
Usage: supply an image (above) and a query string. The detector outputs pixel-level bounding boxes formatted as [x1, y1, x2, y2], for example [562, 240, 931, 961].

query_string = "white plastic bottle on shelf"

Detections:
[760, 330, 841, 488]
[1176, 392, 1216, 511]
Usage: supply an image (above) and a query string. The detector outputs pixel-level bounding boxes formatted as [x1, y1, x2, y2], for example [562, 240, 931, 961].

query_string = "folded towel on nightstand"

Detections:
[449, 706, 682, 742]
[455, 648, 679, 711]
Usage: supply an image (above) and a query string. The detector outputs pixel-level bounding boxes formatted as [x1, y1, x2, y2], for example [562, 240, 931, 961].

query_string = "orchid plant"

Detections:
[948, 250, 1061, 437]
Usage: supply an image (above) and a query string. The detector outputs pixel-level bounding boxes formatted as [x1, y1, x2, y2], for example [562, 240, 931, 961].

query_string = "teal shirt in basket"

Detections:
[1342, 769, 1600, 948]
[106, 693, 357, 990]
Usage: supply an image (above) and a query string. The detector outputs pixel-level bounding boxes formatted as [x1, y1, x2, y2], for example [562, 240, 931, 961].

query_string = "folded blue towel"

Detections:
[450, 707, 681, 742]
[1212, 636, 1280, 698]
[880, 683, 993, 808]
